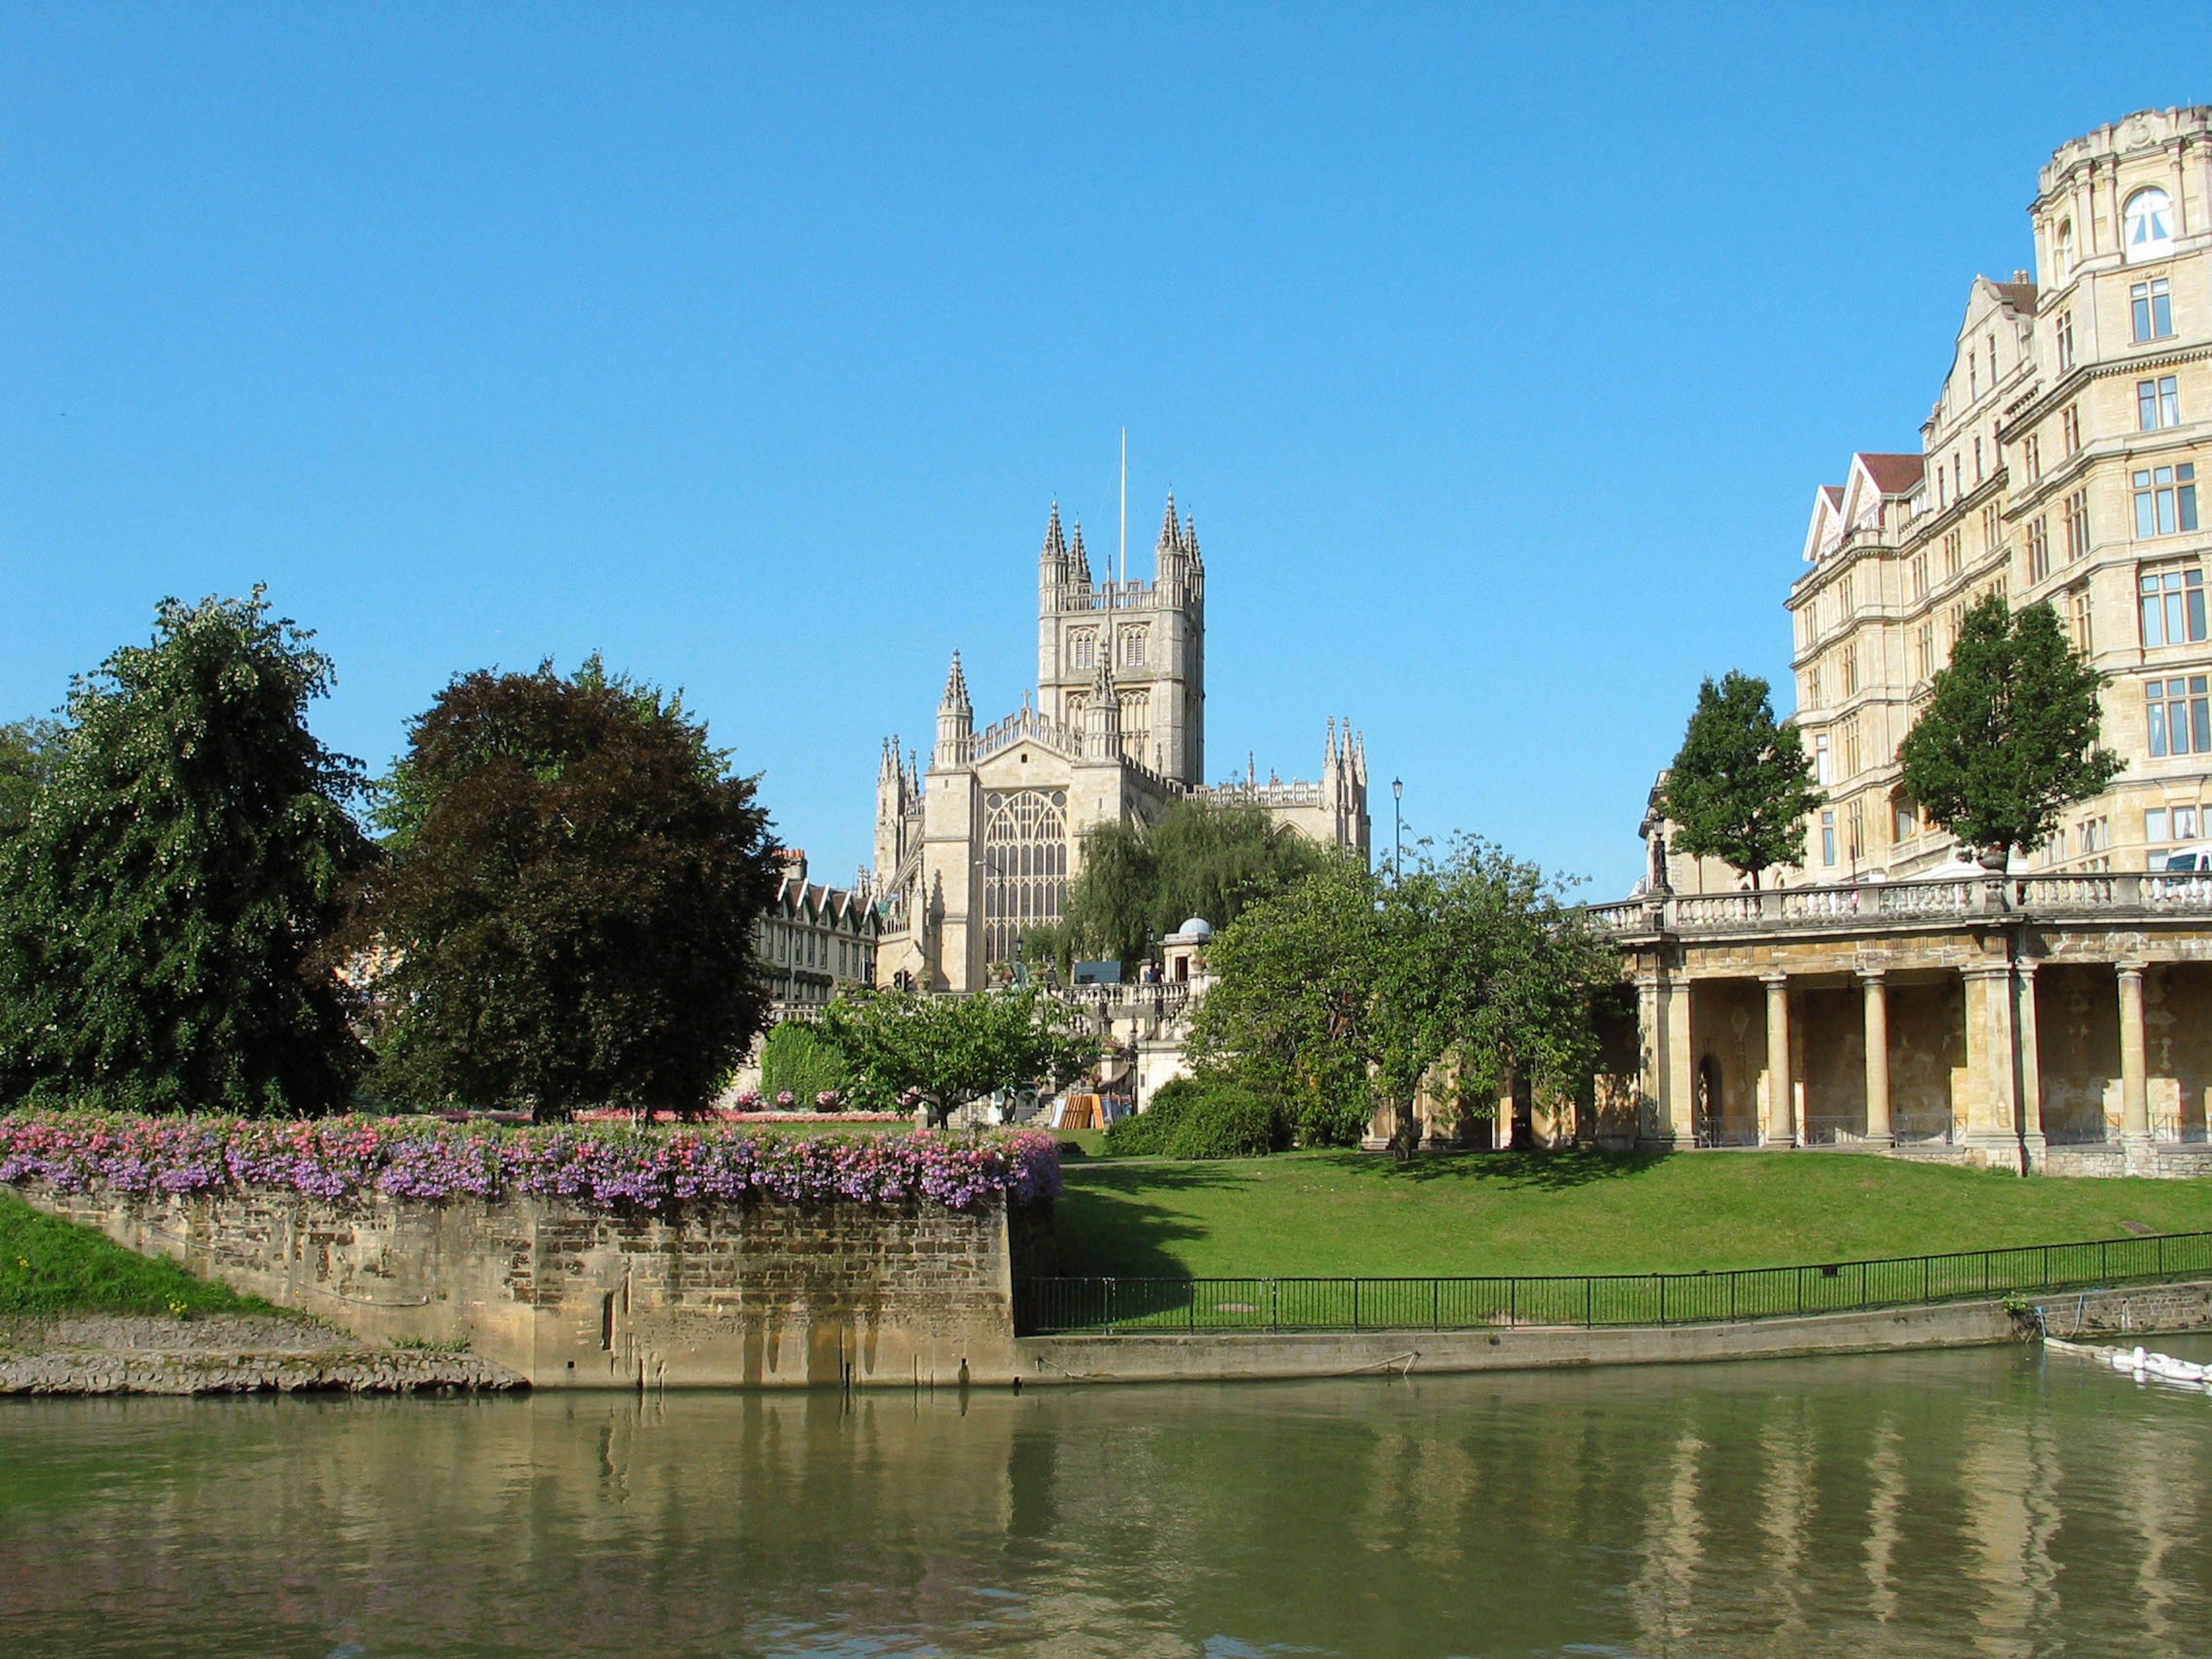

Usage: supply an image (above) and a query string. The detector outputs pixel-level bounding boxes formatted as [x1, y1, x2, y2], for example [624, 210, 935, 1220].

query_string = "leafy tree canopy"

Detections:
[1191, 840, 1618, 1156]
[0, 590, 373, 1113]
[0, 718, 65, 836]
[348, 656, 782, 1118]
[757, 1020, 853, 1105]
[1653, 671, 1823, 889]
[817, 986, 1099, 1129]
[1897, 594, 2124, 859]
[1060, 796, 1327, 969]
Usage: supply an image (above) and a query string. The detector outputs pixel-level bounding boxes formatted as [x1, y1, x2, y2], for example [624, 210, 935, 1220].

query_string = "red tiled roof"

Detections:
[1992, 281, 2037, 314]
[1856, 453, 1925, 495]
[1820, 485, 1844, 509]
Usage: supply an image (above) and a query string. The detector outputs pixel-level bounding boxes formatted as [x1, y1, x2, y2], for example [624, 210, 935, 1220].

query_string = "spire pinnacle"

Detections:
[1156, 491, 1180, 552]
[1040, 501, 1067, 563]
[940, 651, 971, 712]
[1069, 522, 1093, 586]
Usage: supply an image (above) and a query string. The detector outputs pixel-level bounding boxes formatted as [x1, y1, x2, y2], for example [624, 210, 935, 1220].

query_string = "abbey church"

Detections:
[872, 493, 1370, 993]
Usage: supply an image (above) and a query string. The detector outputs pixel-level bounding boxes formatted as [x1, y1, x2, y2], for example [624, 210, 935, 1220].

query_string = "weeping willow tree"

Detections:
[1054, 796, 1328, 971]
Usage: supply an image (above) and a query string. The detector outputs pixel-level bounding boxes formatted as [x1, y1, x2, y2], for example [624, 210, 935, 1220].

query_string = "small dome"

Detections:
[1175, 916, 1213, 939]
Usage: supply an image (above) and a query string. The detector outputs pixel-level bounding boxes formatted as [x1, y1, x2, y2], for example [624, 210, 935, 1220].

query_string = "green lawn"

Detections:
[1053, 1149, 2212, 1278]
[0, 1191, 270, 1317]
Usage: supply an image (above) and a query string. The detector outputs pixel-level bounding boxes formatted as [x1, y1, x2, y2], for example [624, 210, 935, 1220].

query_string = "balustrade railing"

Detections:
[1579, 870, 2212, 936]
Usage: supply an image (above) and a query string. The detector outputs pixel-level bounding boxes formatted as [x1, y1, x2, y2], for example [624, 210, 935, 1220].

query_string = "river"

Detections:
[3, 1339, 2210, 1658]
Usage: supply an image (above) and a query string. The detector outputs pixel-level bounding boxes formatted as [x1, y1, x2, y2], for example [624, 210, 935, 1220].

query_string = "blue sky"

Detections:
[1, 6, 2202, 895]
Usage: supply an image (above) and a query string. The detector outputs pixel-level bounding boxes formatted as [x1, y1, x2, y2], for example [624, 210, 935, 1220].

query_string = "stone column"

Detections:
[1859, 970, 1892, 1148]
[2118, 964, 2150, 1146]
[1762, 973, 1794, 1147]
[1636, 974, 1664, 1147]
[1959, 965, 2019, 1164]
[1661, 978, 1695, 1150]
[2015, 963, 2046, 1171]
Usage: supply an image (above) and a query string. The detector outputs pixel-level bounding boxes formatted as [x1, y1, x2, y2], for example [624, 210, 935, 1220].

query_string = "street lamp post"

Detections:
[1392, 777, 1404, 883]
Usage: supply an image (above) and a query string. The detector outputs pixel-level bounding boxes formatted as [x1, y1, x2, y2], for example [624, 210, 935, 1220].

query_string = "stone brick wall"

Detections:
[16, 1183, 1051, 1389]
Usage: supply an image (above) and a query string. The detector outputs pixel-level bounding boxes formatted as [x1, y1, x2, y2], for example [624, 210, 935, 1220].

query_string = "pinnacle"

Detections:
[1156, 491, 1180, 551]
[1069, 522, 1093, 585]
[940, 650, 971, 710]
[1040, 501, 1067, 562]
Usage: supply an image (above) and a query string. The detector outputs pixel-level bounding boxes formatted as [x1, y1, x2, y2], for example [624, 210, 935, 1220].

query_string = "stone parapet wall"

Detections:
[14, 1183, 1046, 1389]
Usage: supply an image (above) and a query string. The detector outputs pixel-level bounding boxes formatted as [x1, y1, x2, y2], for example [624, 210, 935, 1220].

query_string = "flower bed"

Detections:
[0, 1112, 1060, 1213]
[574, 1109, 909, 1125]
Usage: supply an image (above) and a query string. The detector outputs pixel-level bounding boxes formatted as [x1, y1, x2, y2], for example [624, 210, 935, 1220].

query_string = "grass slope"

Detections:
[1054, 1149, 2212, 1278]
[0, 1191, 268, 1317]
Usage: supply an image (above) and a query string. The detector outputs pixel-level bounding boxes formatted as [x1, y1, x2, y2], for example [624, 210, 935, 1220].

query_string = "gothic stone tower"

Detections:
[1035, 497, 1205, 785]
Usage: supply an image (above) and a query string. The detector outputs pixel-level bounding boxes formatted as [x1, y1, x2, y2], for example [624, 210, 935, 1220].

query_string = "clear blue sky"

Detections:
[2, 7, 2202, 895]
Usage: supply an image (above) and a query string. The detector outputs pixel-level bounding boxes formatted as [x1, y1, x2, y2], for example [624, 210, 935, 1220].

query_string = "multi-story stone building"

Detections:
[753, 851, 880, 1013]
[872, 493, 1370, 993]
[1786, 105, 2212, 884]
[1602, 112, 2212, 1177]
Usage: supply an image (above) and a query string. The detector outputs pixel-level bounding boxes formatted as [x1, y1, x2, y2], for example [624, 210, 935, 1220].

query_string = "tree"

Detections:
[1897, 594, 2124, 862]
[1062, 796, 1327, 968]
[1654, 671, 1823, 890]
[1191, 840, 1618, 1157]
[348, 657, 782, 1118]
[0, 591, 373, 1113]
[0, 718, 65, 835]
[817, 986, 1099, 1129]
[757, 1019, 852, 1105]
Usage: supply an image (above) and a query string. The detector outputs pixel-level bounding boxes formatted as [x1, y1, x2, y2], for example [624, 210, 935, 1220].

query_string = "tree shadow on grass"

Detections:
[1054, 1159, 1259, 1277]
[1353, 1146, 1671, 1193]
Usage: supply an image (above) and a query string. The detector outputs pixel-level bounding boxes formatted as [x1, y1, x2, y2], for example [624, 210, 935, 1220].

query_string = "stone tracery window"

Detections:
[981, 789, 1068, 967]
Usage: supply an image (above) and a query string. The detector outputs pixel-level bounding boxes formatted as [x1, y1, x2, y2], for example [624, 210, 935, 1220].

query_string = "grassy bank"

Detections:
[1053, 1149, 2212, 1278]
[0, 1191, 269, 1317]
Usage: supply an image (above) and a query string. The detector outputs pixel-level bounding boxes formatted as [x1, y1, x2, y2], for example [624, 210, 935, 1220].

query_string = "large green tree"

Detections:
[817, 986, 1099, 1129]
[1653, 671, 1823, 890]
[349, 657, 782, 1118]
[0, 592, 373, 1113]
[1191, 841, 1616, 1156]
[1056, 796, 1327, 970]
[1897, 594, 2123, 862]
[0, 718, 65, 835]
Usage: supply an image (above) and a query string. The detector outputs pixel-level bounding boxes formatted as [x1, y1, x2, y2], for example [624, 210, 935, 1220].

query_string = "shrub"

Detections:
[759, 1021, 851, 1104]
[1105, 1075, 1281, 1160]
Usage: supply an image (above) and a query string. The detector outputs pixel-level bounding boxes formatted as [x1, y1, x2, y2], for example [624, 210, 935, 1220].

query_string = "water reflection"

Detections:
[1, 1342, 2209, 1658]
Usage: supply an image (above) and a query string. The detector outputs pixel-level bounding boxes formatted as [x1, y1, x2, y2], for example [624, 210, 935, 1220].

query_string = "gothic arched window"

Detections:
[981, 789, 1068, 967]
[2124, 188, 2173, 261]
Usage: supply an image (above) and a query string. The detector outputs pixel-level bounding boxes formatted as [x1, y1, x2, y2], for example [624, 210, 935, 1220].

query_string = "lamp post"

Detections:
[1392, 777, 1404, 884]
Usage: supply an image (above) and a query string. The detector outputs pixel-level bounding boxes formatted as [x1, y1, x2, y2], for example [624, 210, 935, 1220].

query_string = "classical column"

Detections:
[1959, 965, 2019, 1162]
[1762, 974, 1794, 1147]
[1860, 970, 1892, 1148]
[1636, 974, 1664, 1146]
[2118, 964, 2150, 1144]
[1662, 977, 1695, 1150]
[2016, 963, 2046, 1169]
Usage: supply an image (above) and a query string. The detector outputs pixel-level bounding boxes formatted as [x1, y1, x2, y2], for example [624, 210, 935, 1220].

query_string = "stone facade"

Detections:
[754, 850, 880, 1014]
[14, 1183, 1052, 1389]
[1769, 107, 2212, 889]
[1585, 874, 2212, 1175]
[871, 493, 1370, 993]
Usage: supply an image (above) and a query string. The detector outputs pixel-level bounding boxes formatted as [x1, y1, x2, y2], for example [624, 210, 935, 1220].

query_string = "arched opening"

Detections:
[2124, 188, 2174, 262]
[981, 789, 1068, 969]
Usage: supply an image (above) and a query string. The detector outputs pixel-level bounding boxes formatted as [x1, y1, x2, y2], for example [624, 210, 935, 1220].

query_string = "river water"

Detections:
[3, 1340, 2211, 1658]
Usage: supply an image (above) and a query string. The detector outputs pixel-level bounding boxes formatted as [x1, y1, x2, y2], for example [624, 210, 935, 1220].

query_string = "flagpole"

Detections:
[1118, 427, 1127, 590]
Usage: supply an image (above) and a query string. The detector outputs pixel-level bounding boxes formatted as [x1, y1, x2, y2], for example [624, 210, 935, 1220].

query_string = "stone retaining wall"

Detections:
[0, 1313, 522, 1395]
[14, 1183, 1046, 1389]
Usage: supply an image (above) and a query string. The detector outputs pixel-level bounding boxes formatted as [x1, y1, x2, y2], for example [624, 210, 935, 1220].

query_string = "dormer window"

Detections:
[2124, 188, 2175, 262]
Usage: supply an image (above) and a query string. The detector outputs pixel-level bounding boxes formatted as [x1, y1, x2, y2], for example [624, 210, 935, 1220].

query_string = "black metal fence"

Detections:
[1019, 1231, 2212, 1335]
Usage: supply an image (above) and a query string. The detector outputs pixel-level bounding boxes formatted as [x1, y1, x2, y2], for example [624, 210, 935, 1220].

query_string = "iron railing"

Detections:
[1019, 1230, 2212, 1335]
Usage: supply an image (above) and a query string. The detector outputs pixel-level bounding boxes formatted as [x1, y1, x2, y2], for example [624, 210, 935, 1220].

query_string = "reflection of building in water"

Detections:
[870, 493, 1369, 993]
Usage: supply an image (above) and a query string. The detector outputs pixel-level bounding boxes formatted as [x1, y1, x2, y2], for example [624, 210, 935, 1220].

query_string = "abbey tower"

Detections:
[871, 490, 1368, 993]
